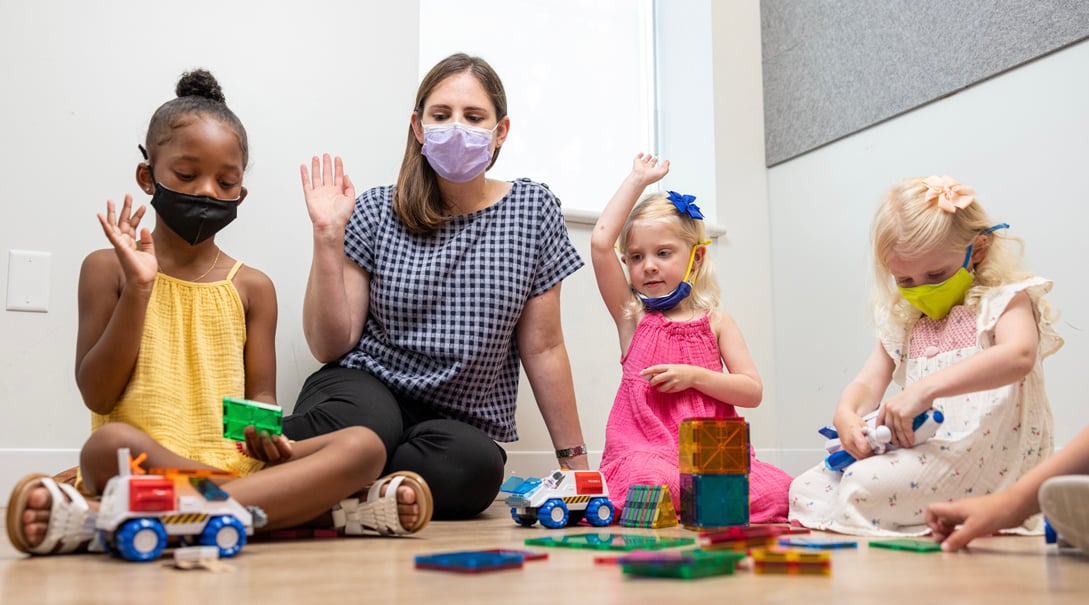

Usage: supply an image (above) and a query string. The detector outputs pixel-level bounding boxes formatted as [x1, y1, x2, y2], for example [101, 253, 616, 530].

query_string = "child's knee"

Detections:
[335, 426, 387, 472]
[80, 423, 146, 492]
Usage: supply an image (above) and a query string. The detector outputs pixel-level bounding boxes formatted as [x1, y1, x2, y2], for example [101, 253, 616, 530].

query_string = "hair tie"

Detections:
[667, 190, 704, 220]
[922, 176, 975, 214]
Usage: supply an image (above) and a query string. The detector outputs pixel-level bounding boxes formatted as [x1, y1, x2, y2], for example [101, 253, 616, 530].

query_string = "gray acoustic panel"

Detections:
[761, 0, 1089, 166]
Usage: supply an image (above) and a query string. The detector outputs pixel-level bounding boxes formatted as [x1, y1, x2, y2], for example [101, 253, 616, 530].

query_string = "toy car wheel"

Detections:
[97, 529, 119, 556]
[585, 497, 616, 527]
[510, 507, 537, 527]
[199, 515, 248, 558]
[114, 518, 168, 562]
[537, 498, 570, 529]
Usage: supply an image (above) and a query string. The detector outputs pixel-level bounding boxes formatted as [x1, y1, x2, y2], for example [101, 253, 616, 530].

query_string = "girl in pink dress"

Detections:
[590, 153, 792, 522]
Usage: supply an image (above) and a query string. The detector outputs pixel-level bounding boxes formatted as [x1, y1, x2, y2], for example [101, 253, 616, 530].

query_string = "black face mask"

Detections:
[150, 181, 242, 245]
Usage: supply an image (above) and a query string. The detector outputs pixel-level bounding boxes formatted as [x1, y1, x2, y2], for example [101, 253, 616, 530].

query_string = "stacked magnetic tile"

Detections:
[701, 525, 785, 552]
[750, 548, 831, 575]
[618, 549, 746, 579]
[679, 417, 750, 529]
[618, 484, 678, 528]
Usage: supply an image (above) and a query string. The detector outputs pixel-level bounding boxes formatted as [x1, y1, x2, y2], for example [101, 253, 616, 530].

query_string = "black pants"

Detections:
[283, 364, 507, 520]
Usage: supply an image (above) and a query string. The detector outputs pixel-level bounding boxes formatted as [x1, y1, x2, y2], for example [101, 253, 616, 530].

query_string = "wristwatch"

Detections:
[555, 444, 588, 459]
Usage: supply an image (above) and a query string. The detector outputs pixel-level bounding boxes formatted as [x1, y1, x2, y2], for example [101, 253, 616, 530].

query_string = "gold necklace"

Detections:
[158, 248, 221, 280]
[191, 248, 221, 281]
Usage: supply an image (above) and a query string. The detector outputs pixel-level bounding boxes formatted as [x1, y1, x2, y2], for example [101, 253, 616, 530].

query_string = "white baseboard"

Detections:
[0, 449, 81, 500]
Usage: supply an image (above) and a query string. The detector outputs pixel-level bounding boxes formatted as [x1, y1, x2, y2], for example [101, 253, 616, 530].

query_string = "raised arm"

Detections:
[590, 153, 670, 335]
[75, 196, 158, 414]
[516, 284, 588, 471]
[300, 154, 370, 362]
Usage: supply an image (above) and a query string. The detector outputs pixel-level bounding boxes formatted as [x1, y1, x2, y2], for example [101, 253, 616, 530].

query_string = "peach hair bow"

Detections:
[922, 176, 975, 214]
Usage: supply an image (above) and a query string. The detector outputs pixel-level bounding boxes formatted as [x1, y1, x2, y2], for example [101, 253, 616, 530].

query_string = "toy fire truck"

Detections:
[95, 449, 255, 562]
[501, 469, 615, 529]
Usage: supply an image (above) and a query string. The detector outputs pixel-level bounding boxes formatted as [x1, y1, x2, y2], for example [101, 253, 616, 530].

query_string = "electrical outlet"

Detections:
[6, 250, 51, 313]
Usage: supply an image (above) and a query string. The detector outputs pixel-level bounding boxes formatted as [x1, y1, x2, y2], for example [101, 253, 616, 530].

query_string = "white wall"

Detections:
[0, 0, 420, 488]
[768, 39, 1089, 462]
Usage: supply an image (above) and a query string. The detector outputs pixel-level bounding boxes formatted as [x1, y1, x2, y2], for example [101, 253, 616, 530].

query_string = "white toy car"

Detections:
[96, 449, 255, 562]
[501, 469, 615, 529]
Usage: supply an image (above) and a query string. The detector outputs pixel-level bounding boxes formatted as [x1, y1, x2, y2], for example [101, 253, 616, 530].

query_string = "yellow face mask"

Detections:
[896, 223, 1008, 320]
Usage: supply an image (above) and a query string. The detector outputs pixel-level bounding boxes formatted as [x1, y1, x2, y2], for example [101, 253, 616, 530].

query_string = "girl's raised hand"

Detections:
[301, 154, 356, 236]
[631, 152, 670, 188]
[241, 425, 293, 466]
[97, 195, 157, 287]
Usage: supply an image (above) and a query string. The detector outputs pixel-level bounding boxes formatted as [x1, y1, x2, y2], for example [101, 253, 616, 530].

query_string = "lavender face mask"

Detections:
[420, 122, 496, 183]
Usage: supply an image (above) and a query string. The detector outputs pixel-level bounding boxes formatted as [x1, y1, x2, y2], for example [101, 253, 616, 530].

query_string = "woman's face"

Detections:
[411, 72, 508, 148]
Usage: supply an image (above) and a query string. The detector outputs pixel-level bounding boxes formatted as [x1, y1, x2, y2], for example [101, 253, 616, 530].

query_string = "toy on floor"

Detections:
[868, 538, 942, 553]
[222, 397, 283, 441]
[750, 547, 831, 575]
[678, 417, 750, 529]
[96, 448, 256, 562]
[700, 525, 786, 551]
[524, 532, 695, 551]
[618, 484, 677, 528]
[172, 545, 234, 573]
[501, 469, 615, 529]
[618, 549, 746, 579]
[415, 550, 538, 574]
[778, 536, 858, 549]
[819, 408, 944, 472]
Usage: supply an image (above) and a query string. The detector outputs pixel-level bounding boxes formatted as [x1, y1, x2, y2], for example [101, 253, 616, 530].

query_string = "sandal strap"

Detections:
[332, 475, 409, 536]
[33, 479, 97, 555]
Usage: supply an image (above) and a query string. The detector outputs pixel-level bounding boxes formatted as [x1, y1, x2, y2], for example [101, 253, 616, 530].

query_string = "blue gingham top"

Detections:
[340, 179, 584, 441]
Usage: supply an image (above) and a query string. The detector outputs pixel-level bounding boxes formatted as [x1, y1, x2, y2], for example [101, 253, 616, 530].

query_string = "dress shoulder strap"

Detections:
[226, 260, 244, 281]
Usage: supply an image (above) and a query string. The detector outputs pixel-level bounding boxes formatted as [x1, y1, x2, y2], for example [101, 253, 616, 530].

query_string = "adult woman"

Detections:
[284, 53, 589, 519]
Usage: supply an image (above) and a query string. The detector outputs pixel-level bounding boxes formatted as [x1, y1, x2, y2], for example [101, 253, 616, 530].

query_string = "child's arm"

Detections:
[641, 311, 762, 407]
[75, 197, 158, 414]
[832, 339, 895, 460]
[238, 267, 278, 404]
[590, 153, 669, 344]
[299, 154, 369, 363]
[927, 423, 1089, 551]
[878, 290, 1038, 447]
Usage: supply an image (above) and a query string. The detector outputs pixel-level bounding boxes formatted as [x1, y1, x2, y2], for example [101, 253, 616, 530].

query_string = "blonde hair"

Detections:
[871, 177, 1037, 326]
[394, 53, 507, 234]
[618, 192, 719, 317]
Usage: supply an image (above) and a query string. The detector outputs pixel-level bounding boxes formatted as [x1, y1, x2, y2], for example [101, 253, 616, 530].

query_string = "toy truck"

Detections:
[95, 449, 254, 562]
[501, 469, 615, 529]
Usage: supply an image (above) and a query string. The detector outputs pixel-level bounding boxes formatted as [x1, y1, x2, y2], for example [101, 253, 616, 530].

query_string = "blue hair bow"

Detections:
[667, 191, 704, 220]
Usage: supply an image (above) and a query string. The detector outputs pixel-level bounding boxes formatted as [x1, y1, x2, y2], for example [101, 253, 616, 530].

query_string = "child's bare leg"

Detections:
[79, 422, 218, 494]
[221, 426, 415, 531]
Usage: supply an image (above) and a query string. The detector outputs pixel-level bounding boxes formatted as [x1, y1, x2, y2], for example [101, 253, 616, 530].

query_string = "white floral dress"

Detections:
[788, 277, 1062, 536]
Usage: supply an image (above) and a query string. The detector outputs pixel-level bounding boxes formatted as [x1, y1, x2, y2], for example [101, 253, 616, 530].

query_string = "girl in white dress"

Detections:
[789, 176, 1062, 536]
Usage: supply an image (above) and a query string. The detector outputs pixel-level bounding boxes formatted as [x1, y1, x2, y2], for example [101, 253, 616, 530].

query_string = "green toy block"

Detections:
[868, 539, 942, 553]
[619, 548, 747, 579]
[222, 397, 283, 441]
[524, 533, 695, 551]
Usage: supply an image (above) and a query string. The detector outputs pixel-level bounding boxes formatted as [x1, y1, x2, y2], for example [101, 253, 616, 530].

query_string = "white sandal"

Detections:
[332, 471, 433, 536]
[6, 473, 101, 555]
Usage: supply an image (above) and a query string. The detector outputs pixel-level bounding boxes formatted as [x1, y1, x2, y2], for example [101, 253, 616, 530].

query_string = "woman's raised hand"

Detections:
[97, 195, 157, 287]
[301, 154, 357, 236]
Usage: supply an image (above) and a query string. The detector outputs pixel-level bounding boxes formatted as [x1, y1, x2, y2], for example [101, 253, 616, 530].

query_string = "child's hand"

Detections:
[630, 152, 670, 188]
[241, 425, 293, 466]
[833, 409, 875, 461]
[97, 196, 157, 287]
[925, 491, 1025, 551]
[877, 388, 933, 448]
[642, 364, 698, 393]
[300, 154, 357, 237]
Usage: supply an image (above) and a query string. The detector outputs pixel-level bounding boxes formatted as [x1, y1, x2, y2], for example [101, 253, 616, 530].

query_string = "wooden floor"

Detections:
[2, 500, 1088, 604]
